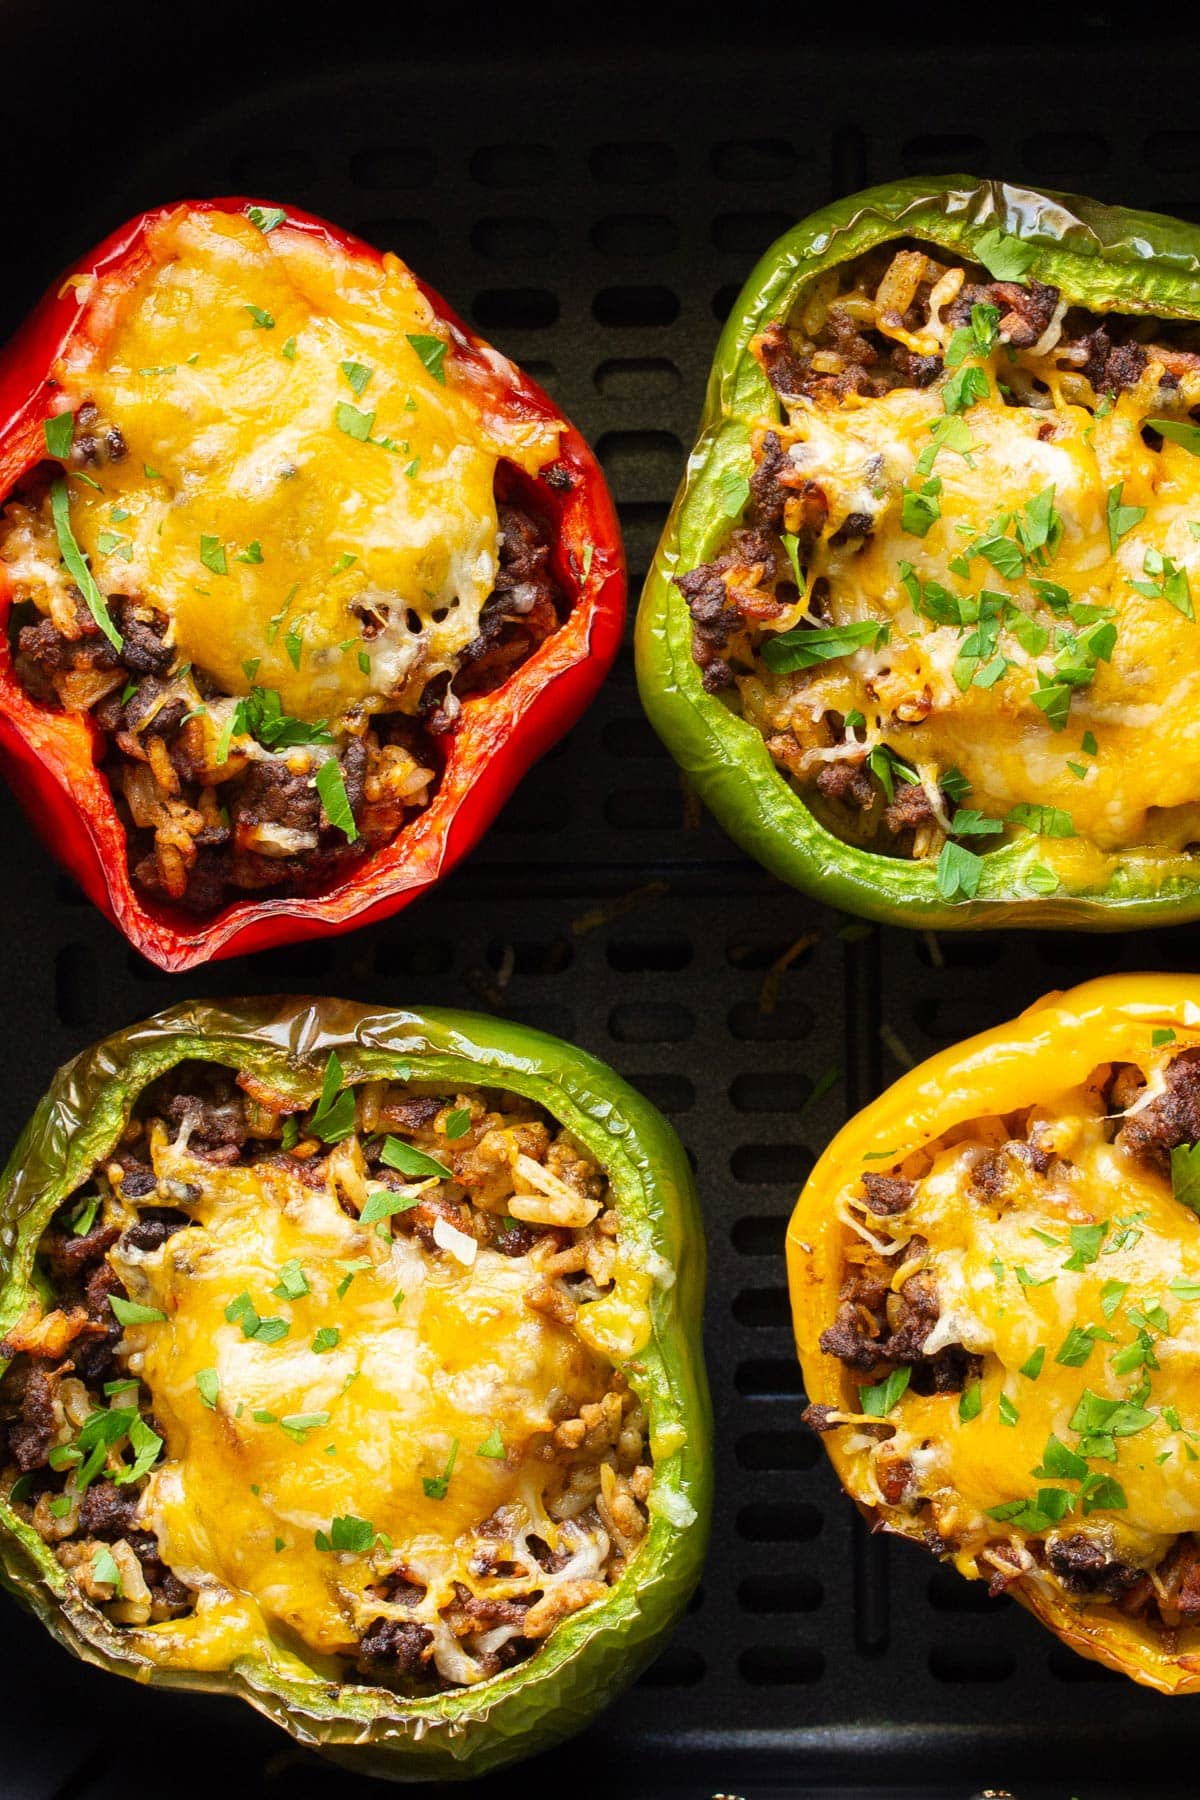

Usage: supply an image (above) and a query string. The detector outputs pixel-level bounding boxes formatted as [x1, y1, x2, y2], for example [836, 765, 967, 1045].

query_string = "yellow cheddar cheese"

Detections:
[53, 208, 560, 723]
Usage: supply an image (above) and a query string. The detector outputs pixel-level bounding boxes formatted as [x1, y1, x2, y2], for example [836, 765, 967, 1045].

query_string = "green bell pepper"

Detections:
[0, 998, 711, 1781]
[636, 175, 1200, 929]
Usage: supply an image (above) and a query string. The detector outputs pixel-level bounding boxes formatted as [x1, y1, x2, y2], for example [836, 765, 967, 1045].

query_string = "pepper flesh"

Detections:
[0, 201, 624, 971]
[0, 998, 710, 1780]
[787, 973, 1200, 1692]
[636, 176, 1200, 929]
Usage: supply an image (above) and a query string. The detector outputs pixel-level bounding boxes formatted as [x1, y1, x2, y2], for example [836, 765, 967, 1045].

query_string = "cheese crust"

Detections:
[679, 242, 1200, 880]
[0, 1064, 653, 1692]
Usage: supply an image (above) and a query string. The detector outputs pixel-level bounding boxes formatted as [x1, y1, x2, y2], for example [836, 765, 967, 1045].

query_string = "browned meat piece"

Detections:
[800, 1401, 839, 1433]
[673, 526, 782, 693]
[949, 278, 1059, 349]
[890, 345, 942, 386]
[75, 1263, 124, 1383]
[79, 1481, 140, 1539]
[818, 1244, 978, 1396]
[826, 308, 878, 369]
[451, 504, 562, 703]
[7, 1363, 56, 1472]
[443, 1582, 533, 1632]
[860, 1173, 914, 1216]
[748, 432, 829, 537]
[971, 1138, 1051, 1196]
[232, 762, 322, 851]
[116, 1163, 158, 1200]
[882, 782, 934, 835]
[110, 599, 172, 677]
[125, 1529, 192, 1614]
[829, 510, 874, 547]
[17, 615, 122, 677]
[43, 1221, 119, 1277]
[818, 1263, 890, 1371]
[163, 1091, 247, 1158]
[816, 760, 876, 811]
[1047, 1533, 1143, 1598]
[357, 1616, 434, 1678]
[1108, 1063, 1145, 1113]
[1067, 325, 1148, 397]
[377, 1095, 443, 1132]
[71, 403, 126, 469]
[1118, 1048, 1200, 1176]
[753, 321, 811, 398]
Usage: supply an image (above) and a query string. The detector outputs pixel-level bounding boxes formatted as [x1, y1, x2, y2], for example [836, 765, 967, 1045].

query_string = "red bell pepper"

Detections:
[0, 199, 624, 971]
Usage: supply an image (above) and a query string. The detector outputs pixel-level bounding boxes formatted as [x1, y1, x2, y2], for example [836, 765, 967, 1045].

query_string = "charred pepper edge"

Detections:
[786, 972, 1200, 1694]
[636, 175, 1200, 930]
[0, 999, 710, 1779]
[0, 198, 625, 973]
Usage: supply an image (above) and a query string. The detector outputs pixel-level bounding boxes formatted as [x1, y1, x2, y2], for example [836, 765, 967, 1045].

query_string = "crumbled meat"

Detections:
[800, 1401, 839, 1432]
[1066, 324, 1148, 397]
[163, 1091, 247, 1158]
[1047, 1533, 1143, 1598]
[828, 510, 874, 547]
[119, 1210, 189, 1253]
[747, 431, 829, 537]
[860, 1173, 914, 1215]
[816, 759, 876, 811]
[882, 782, 934, 836]
[949, 278, 1060, 349]
[1118, 1049, 1200, 1176]
[817, 1246, 979, 1395]
[7, 1363, 56, 1472]
[357, 1616, 434, 1678]
[79, 1482, 140, 1539]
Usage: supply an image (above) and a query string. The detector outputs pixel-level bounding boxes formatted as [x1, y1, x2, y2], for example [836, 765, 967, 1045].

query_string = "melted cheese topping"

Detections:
[112, 1131, 612, 1673]
[52, 207, 560, 722]
[763, 358, 1200, 853]
[838, 1055, 1200, 1574]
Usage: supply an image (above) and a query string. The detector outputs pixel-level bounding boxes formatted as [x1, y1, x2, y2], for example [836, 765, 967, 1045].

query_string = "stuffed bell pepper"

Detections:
[638, 177, 1200, 928]
[0, 201, 623, 970]
[0, 1000, 708, 1778]
[790, 973, 1200, 1691]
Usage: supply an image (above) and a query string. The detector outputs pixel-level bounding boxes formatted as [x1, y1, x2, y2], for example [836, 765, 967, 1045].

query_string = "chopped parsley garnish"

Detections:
[280, 1412, 331, 1442]
[96, 530, 132, 561]
[43, 412, 75, 458]
[228, 686, 333, 755]
[997, 1394, 1019, 1426]
[380, 1137, 453, 1180]
[1172, 1143, 1200, 1215]
[901, 480, 942, 537]
[859, 1367, 911, 1417]
[309, 1051, 357, 1143]
[942, 365, 989, 415]
[1032, 1434, 1089, 1482]
[314, 759, 359, 843]
[92, 1546, 123, 1593]
[336, 1258, 372, 1300]
[760, 618, 886, 673]
[477, 1428, 506, 1460]
[315, 1514, 376, 1553]
[406, 333, 447, 385]
[936, 840, 983, 902]
[109, 1296, 167, 1326]
[283, 621, 304, 670]
[199, 535, 228, 576]
[1006, 803, 1075, 838]
[244, 305, 275, 329]
[246, 205, 286, 234]
[1105, 481, 1146, 552]
[50, 480, 121, 649]
[1100, 1279, 1129, 1320]
[1080, 1473, 1128, 1514]
[272, 1258, 310, 1301]
[780, 530, 804, 589]
[444, 1108, 471, 1140]
[986, 1489, 1076, 1533]
[973, 228, 1037, 282]
[281, 336, 297, 360]
[224, 1291, 290, 1344]
[360, 1189, 422, 1224]
[237, 541, 264, 565]
[1148, 417, 1200, 458]
[423, 1438, 460, 1500]
[1081, 730, 1098, 756]
[1055, 1324, 1113, 1368]
[1062, 1223, 1107, 1271]
[958, 1381, 982, 1422]
[1130, 546, 1193, 619]
[1152, 1027, 1177, 1047]
[336, 402, 376, 442]
[944, 303, 1000, 369]
[70, 1194, 101, 1237]
[340, 360, 373, 397]
[312, 1326, 340, 1353]
[1019, 1346, 1045, 1380]
[195, 1368, 220, 1409]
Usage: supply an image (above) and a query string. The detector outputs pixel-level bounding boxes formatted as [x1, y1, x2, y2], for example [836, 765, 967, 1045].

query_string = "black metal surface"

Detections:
[2, 11, 1199, 1798]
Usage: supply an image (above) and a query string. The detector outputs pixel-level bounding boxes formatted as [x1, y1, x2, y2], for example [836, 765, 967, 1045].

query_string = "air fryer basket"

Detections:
[1, 12, 1197, 1797]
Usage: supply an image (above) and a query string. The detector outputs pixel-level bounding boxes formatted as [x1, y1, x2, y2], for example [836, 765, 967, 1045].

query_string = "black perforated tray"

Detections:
[2, 10, 1199, 1798]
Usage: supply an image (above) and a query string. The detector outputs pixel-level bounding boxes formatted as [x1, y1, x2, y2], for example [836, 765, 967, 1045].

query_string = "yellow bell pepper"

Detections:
[788, 974, 1200, 1693]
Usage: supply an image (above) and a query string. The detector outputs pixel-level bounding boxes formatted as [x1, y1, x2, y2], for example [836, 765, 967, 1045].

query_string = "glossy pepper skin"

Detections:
[0, 998, 710, 1780]
[787, 973, 1200, 1693]
[0, 201, 625, 971]
[636, 176, 1200, 931]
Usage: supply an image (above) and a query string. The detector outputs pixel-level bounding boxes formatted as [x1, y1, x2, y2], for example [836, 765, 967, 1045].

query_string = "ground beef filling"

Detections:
[2, 461, 565, 913]
[803, 1047, 1200, 1634]
[677, 242, 1200, 857]
[0, 1067, 650, 1691]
